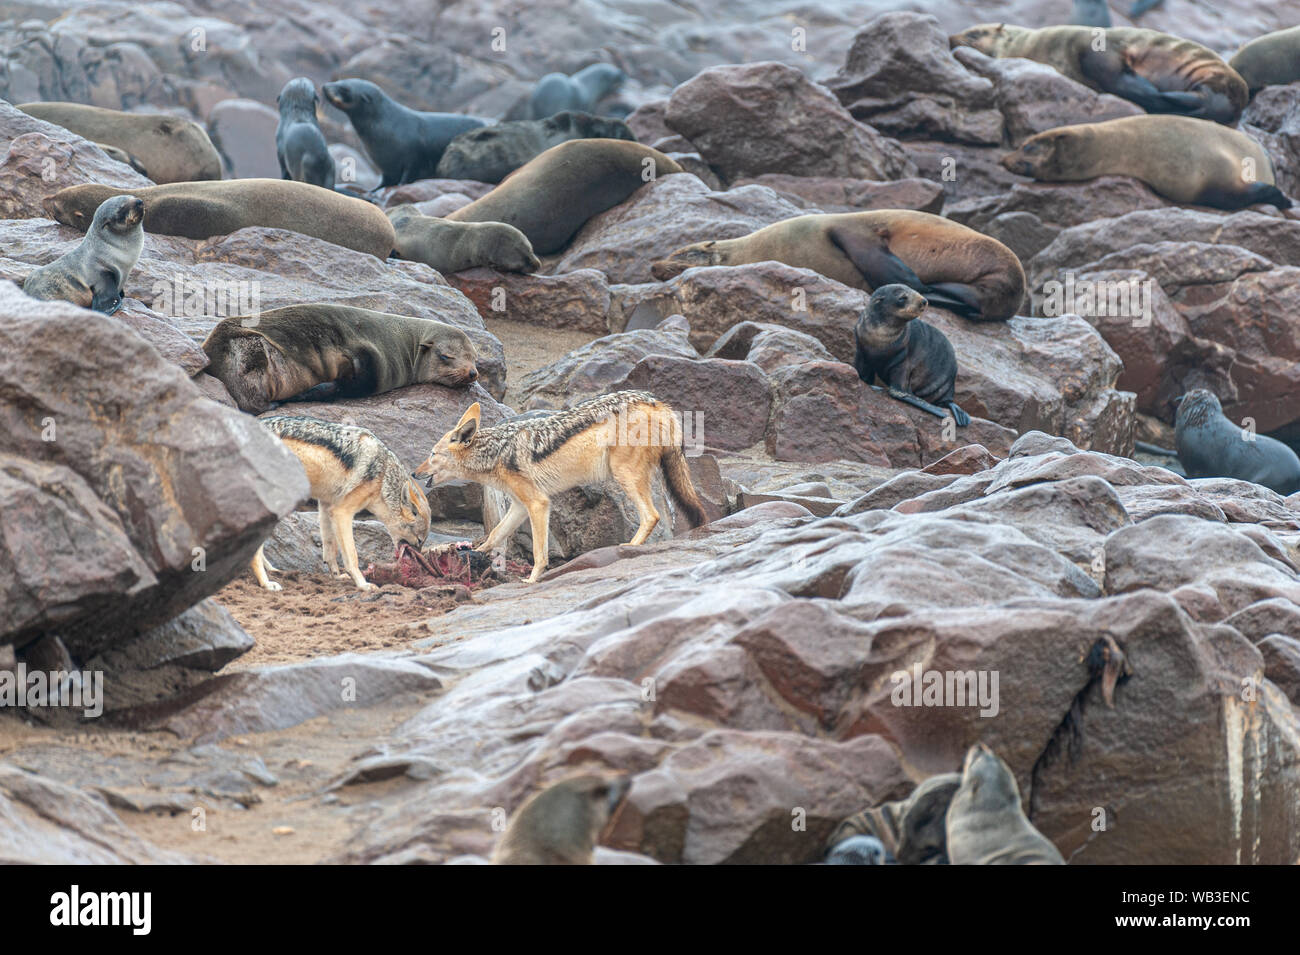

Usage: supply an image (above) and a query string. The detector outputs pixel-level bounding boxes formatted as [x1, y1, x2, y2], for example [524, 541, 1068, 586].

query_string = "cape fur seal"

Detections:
[949, 25, 1249, 125]
[1174, 389, 1300, 495]
[22, 194, 143, 314]
[386, 204, 539, 275]
[492, 774, 631, 865]
[446, 139, 684, 255]
[1230, 27, 1300, 93]
[946, 743, 1065, 865]
[18, 102, 221, 182]
[45, 179, 397, 258]
[824, 835, 894, 865]
[854, 284, 970, 426]
[652, 211, 1027, 322]
[276, 77, 335, 189]
[827, 772, 962, 865]
[436, 111, 636, 184]
[321, 79, 487, 188]
[529, 64, 627, 119]
[1001, 115, 1291, 211]
[202, 304, 479, 415]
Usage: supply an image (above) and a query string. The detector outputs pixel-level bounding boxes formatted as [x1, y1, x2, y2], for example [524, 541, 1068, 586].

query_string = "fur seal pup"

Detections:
[202, 304, 478, 415]
[436, 111, 636, 184]
[18, 102, 221, 182]
[492, 774, 631, 865]
[827, 772, 962, 865]
[276, 77, 335, 189]
[529, 63, 627, 119]
[386, 204, 539, 275]
[1231, 27, 1300, 94]
[45, 179, 397, 258]
[652, 211, 1027, 322]
[1070, 0, 1111, 28]
[946, 743, 1065, 865]
[320, 79, 487, 188]
[949, 25, 1249, 125]
[854, 285, 970, 426]
[446, 139, 684, 255]
[23, 194, 143, 314]
[1001, 115, 1291, 210]
[1174, 389, 1300, 495]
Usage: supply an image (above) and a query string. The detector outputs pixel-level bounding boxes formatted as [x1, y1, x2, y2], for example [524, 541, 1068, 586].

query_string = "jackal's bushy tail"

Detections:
[660, 445, 707, 528]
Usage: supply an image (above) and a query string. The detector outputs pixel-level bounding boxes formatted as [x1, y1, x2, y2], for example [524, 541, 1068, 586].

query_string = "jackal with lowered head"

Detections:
[253, 415, 430, 591]
[415, 390, 707, 582]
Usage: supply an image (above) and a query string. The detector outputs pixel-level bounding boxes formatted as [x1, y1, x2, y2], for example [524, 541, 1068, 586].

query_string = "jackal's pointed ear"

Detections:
[452, 402, 480, 443]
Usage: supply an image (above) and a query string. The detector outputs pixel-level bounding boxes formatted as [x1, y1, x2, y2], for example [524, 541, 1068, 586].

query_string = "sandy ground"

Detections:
[216, 572, 469, 669]
[485, 315, 598, 408]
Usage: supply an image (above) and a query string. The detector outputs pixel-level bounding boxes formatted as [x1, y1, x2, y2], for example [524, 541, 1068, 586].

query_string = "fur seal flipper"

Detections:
[23, 194, 143, 314]
[946, 744, 1064, 865]
[854, 284, 971, 427]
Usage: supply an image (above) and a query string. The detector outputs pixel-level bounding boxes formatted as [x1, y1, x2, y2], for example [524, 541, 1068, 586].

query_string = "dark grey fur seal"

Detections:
[853, 284, 971, 427]
[1175, 389, 1300, 495]
[201, 304, 479, 414]
[946, 743, 1064, 865]
[1070, 0, 1112, 27]
[276, 77, 335, 189]
[529, 64, 626, 119]
[321, 79, 487, 188]
[23, 194, 143, 314]
[386, 204, 539, 274]
[436, 111, 636, 184]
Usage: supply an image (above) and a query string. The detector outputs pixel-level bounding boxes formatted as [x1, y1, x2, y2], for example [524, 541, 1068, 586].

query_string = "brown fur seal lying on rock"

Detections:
[1001, 115, 1291, 210]
[492, 775, 631, 864]
[45, 180, 397, 258]
[1230, 26, 1300, 94]
[854, 284, 970, 426]
[946, 743, 1064, 865]
[19, 102, 222, 182]
[1175, 389, 1300, 495]
[652, 211, 1027, 322]
[386, 204, 539, 275]
[950, 25, 1249, 125]
[436, 111, 635, 184]
[446, 139, 684, 255]
[202, 304, 478, 414]
[23, 194, 143, 314]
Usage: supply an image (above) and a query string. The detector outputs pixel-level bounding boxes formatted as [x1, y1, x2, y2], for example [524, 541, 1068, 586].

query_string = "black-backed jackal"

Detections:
[253, 415, 431, 591]
[415, 390, 707, 583]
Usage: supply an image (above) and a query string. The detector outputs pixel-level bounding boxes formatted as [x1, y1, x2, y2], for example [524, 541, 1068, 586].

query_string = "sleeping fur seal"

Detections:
[1175, 389, 1300, 495]
[446, 139, 683, 255]
[652, 211, 1027, 322]
[18, 102, 221, 182]
[45, 179, 397, 258]
[1230, 26, 1300, 94]
[529, 64, 627, 119]
[945, 743, 1064, 865]
[949, 25, 1249, 125]
[321, 79, 487, 188]
[1001, 114, 1291, 210]
[276, 77, 335, 189]
[202, 304, 479, 414]
[436, 111, 635, 184]
[854, 284, 971, 426]
[22, 194, 143, 314]
[386, 204, 539, 274]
